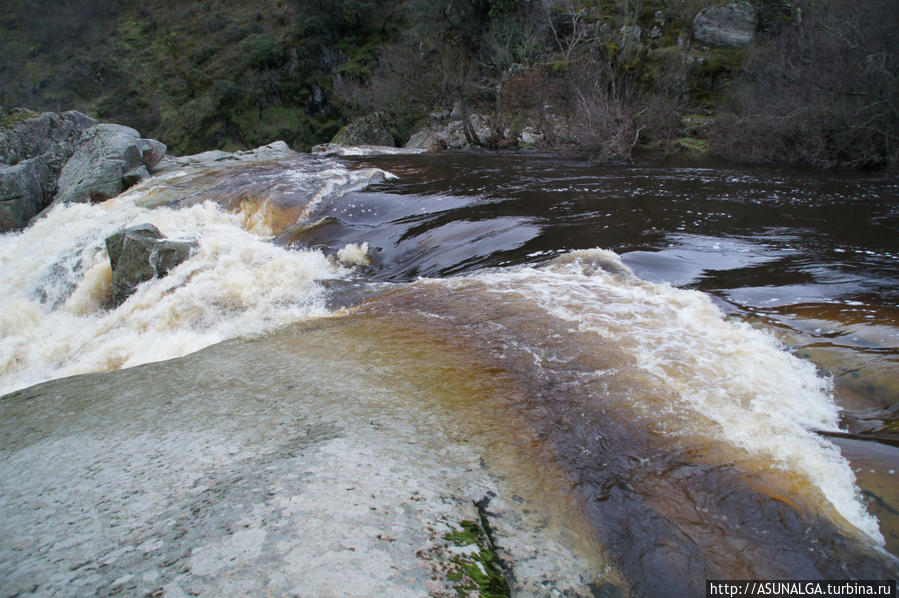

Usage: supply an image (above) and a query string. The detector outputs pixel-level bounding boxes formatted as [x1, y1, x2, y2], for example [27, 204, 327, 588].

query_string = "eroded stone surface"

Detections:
[0, 320, 608, 597]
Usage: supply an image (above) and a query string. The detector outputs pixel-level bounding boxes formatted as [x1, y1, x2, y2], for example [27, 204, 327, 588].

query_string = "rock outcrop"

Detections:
[0, 110, 97, 231]
[54, 124, 167, 205]
[692, 2, 758, 48]
[405, 112, 493, 151]
[330, 112, 394, 147]
[0, 110, 170, 232]
[152, 140, 294, 176]
[105, 223, 195, 305]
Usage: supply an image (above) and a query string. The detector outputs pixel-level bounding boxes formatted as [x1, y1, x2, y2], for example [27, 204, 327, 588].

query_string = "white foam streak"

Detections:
[470, 249, 883, 544]
[295, 167, 387, 223]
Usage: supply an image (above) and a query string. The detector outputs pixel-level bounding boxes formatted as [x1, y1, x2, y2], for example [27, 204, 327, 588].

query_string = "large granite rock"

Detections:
[692, 1, 758, 48]
[105, 223, 196, 305]
[0, 158, 52, 232]
[0, 110, 98, 231]
[330, 112, 394, 147]
[0, 109, 97, 166]
[54, 124, 167, 205]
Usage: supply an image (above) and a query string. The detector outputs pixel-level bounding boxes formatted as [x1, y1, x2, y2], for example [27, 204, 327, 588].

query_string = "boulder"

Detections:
[0, 110, 98, 232]
[330, 113, 394, 147]
[0, 109, 96, 166]
[151, 141, 295, 176]
[405, 113, 493, 151]
[0, 158, 52, 231]
[105, 223, 196, 305]
[136, 138, 167, 171]
[519, 127, 544, 146]
[692, 2, 757, 48]
[54, 124, 157, 205]
[404, 128, 440, 151]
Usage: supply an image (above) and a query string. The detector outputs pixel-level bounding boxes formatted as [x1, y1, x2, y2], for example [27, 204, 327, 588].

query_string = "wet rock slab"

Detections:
[0, 319, 605, 597]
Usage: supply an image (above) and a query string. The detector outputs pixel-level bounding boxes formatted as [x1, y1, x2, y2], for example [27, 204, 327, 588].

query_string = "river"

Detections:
[1, 149, 896, 596]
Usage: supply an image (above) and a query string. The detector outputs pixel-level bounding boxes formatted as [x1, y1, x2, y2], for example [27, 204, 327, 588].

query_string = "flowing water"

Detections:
[1, 150, 897, 595]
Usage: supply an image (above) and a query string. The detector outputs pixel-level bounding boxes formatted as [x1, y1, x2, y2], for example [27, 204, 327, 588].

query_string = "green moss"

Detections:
[335, 40, 378, 79]
[675, 136, 710, 154]
[0, 108, 38, 128]
[442, 520, 510, 598]
[444, 520, 481, 546]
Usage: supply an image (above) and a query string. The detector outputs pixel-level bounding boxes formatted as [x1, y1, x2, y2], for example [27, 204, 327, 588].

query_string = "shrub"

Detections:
[710, 0, 899, 170]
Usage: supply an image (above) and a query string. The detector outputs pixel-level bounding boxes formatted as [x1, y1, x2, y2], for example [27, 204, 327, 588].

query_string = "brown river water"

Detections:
[1, 150, 897, 595]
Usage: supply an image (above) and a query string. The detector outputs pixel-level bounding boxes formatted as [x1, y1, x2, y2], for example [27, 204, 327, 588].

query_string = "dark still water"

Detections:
[2, 149, 897, 596]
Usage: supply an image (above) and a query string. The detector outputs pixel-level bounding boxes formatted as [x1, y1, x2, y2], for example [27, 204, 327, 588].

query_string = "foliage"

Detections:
[1, 0, 895, 171]
[239, 34, 284, 69]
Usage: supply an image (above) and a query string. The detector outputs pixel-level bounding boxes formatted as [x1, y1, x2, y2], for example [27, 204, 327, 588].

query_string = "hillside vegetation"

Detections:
[2, 0, 896, 170]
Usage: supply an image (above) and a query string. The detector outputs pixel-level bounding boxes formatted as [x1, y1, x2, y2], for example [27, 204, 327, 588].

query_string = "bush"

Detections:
[239, 33, 284, 69]
[710, 0, 899, 170]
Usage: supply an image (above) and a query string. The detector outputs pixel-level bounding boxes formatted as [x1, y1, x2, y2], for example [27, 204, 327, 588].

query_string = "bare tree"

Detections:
[711, 0, 899, 170]
[542, 0, 596, 60]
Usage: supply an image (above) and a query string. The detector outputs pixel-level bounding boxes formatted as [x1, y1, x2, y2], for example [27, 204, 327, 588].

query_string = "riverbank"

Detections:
[2, 0, 896, 172]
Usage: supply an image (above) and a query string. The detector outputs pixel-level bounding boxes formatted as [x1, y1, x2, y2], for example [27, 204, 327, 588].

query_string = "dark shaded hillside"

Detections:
[2, 0, 896, 170]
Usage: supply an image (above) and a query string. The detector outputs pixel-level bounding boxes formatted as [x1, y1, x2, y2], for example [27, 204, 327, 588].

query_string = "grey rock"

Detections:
[519, 127, 544, 146]
[105, 224, 196, 305]
[54, 124, 144, 205]
[0, 110, 96, 166]
[0, 158, 52, 231]
[0, 110, 97, 231]
[404, 128, 439, 151]
[136, 138, 167, 172]
[450, 100, 466, 120]
[693, 1, 757, 48]
[330, 112, 394, 147]
[123, 165, 151, 188]
[405, 113, 492, 151]
[152, 141, 295, 175]
[619, 24, 643, 62]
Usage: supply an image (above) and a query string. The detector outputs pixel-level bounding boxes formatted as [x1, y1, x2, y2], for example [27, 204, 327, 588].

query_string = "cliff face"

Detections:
[1, 0, 895, 170]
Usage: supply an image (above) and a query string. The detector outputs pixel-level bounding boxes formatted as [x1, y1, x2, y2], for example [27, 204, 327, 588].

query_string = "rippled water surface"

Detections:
[336, 152, 899, 554]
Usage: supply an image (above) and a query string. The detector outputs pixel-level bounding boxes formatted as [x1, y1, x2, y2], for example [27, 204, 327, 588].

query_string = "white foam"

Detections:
[311, 143, 427, 157]
[295, 167, 388, 222]
[336, 242, 371, 267]
[0, 188, 349, 397]
[465, 248, 883, 544]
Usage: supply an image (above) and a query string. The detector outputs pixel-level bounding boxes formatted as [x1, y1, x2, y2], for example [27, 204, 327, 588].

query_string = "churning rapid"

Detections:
[0, 147, 387, 396]
[1, 148, 897, 595]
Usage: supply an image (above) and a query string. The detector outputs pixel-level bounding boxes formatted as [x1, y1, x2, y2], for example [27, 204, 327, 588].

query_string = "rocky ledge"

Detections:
[0, 110, 167, 232]
[0, 320, 609, 597]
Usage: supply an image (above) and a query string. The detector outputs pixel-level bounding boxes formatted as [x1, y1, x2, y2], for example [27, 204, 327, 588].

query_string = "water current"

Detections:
[1, 149, 897, 595]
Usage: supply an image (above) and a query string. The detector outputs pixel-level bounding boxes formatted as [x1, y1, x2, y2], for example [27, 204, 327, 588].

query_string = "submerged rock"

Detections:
[105, 223, 195, 305]
[692, 1, 758, 48]
[0, 110, 97, 231]
[54, 124, 167, 205]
